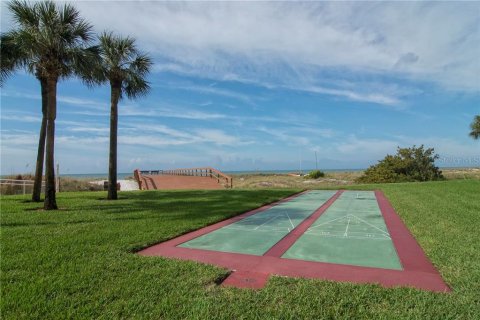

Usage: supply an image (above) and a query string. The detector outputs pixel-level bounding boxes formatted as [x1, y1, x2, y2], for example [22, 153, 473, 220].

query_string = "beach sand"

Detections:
[89, 179, 139, 191]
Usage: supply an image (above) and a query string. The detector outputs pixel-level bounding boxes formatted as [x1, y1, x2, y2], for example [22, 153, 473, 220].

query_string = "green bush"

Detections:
[306, 170, 325, 179]
[357, 145, 444, 184]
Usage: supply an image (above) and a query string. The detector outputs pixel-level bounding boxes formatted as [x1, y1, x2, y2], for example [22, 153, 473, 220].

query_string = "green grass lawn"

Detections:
[1, 180, 479, 319]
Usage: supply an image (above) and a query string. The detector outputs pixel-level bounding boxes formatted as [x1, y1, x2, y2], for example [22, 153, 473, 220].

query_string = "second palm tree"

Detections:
[97, 32, 152, 200]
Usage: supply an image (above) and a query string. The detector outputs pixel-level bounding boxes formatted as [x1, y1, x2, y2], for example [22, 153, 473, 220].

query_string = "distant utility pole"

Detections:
[56, 163, 60, 193]
[299, 148, 303, 175]
[315, 151, 318, 170]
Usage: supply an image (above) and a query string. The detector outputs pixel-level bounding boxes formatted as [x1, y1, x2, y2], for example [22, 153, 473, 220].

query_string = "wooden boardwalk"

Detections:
[134, 168, 231, 190]
[142, 175, 223, 190]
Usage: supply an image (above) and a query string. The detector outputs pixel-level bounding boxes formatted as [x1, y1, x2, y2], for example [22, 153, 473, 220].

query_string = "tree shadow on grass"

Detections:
[2, 219, 94, 228]
[4, 189, 299, 232]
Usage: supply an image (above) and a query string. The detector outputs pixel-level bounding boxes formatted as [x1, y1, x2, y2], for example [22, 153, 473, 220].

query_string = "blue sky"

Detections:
[1, 1, 479, 174]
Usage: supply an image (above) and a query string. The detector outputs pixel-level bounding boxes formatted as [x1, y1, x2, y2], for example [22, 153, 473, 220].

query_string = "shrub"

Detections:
[306, 170, 325, 179]
[357, 145, 444, 184]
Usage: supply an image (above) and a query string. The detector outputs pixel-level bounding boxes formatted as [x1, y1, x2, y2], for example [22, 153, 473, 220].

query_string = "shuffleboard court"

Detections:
[282, 191, 402, 270]
[140, 190, 450, 291]
[178, 190, 337, 255]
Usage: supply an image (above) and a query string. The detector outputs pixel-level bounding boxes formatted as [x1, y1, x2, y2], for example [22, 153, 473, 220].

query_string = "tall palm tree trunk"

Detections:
[44, 77, 58, 210]
[32, 78, 47, 202]
[107, 82, 121, 200]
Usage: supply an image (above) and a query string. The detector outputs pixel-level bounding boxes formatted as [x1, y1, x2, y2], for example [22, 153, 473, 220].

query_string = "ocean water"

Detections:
[58, 173, 134, 180]
[3, 166, 475, 180]
[56, 169, 365, 180]
[224, 169, 364, 175]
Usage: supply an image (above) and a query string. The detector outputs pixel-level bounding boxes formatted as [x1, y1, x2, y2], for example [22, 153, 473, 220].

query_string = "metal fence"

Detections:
[0, 179, 45, 195]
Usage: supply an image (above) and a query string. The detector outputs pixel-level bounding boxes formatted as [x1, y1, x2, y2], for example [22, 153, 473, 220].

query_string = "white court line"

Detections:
[344, 217, 351, 237]
[223, 226, 287, 233]
[348, 214, 389, 235]
[306, 232, 391, 240]
[308, 215, 350, 229]
[308, 214, 389, 236]
[254, 215, 281, 230]
[286, 212, 295, 229]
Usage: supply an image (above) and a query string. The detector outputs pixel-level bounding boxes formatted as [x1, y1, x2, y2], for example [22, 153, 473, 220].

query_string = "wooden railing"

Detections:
[135, 167, 233, 188]
[133, 169, 144, 190]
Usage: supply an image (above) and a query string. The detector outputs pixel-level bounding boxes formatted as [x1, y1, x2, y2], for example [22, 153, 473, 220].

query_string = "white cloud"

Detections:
[292, 85, 401, 106]
[0, 132, 38, 146]
[257, 127, 312, 146]
[1, 88, 108, 110]
[151, 108, 227, 121]
[332, 134, 480, 166]
[336, 136, 399, 161]
[1, 114, 41, 123]
[117, 129, 244, 147]
[65, 103, 228, 120]
[129, 124, 193, 140]
[193, 129, 242, 146]
[156, 83, 255, 105]
[68, 127, 110, 133]
[118, 135, 191, 147]
[71, 1, 480, 96]
[57, 95, 106, 111]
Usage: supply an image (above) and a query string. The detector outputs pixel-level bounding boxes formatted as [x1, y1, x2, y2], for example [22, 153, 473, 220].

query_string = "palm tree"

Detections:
[470, 115, 480, 140]
[4, 0, 98, 209]
[2, 33, 48, 202]
[95, 32, 152, 200]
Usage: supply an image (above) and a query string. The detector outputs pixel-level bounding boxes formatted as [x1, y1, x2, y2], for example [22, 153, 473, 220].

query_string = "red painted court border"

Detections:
[139, 190, 450, 292]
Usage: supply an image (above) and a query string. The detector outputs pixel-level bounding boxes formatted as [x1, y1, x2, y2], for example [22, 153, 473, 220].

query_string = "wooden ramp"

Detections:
[134, 167, 232, 190]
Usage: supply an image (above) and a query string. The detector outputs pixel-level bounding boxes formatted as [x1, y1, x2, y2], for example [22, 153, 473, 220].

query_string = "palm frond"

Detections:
[1, 32, 24, 85]
[36, 1, 58, 31]
[98, 31, 153, 100]
[8, 0, 39, 29]
[59, 2, 80, 27]
[128, 53, 152, 77]
[71, 45, 105, 87]
[123, 73, 150, 99]
[4, 0, 99, 86]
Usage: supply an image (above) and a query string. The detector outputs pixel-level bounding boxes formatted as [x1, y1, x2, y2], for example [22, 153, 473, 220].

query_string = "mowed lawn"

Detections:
[1, 180, 479, 319]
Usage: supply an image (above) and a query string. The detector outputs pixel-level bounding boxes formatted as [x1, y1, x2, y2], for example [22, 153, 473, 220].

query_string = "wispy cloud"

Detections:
[1, 88, 107, 110]
[57, 96, 106, 111]
[194, 129, 247, 146]
[294, 85, 401, 106]
[66, 104, 228, 121]
[73, 1, 479, 95]
[156, 83, 255, 105]
[256, 127, 311, 146]
[336, 136, 399, 160]
[146, 107, 227, 120]
[1, 114, 41, 123]
[68, 127, 110, 133]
